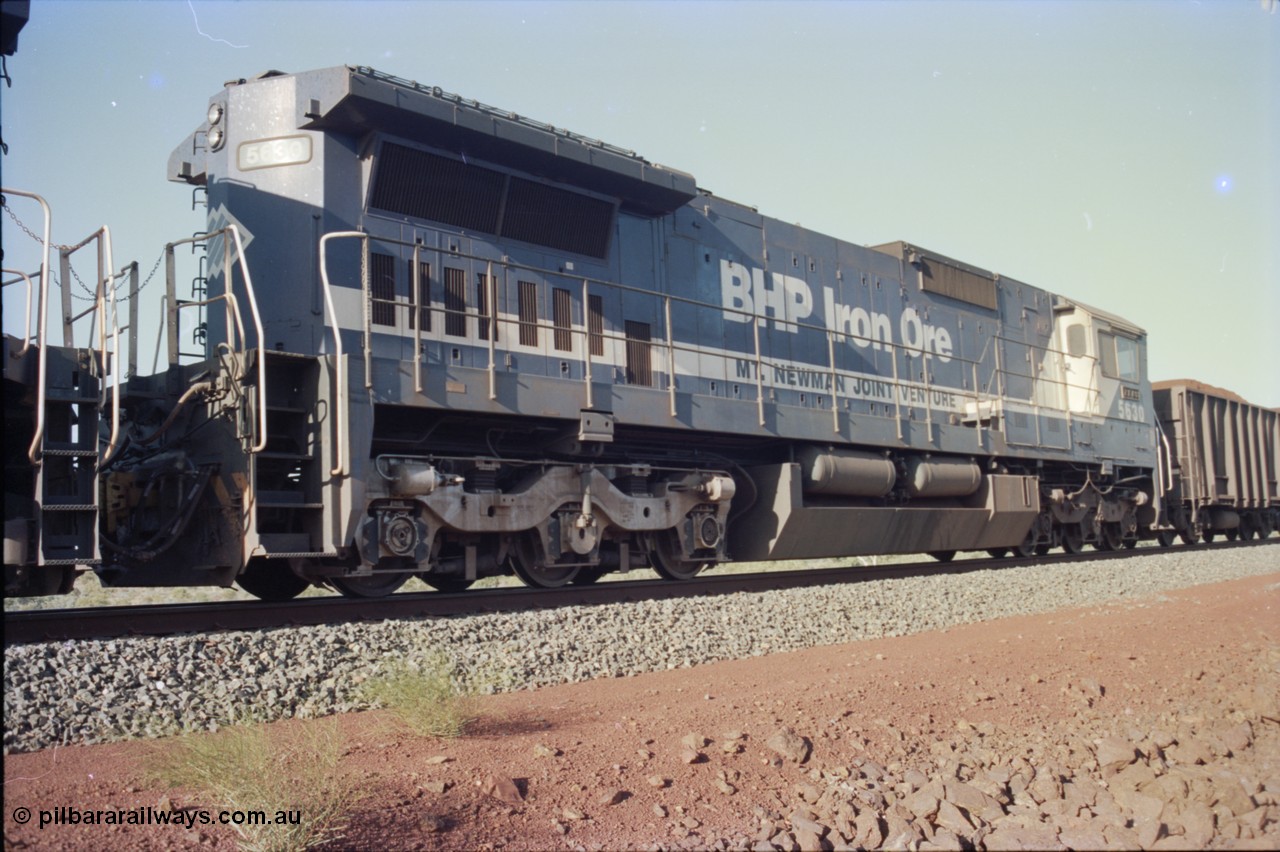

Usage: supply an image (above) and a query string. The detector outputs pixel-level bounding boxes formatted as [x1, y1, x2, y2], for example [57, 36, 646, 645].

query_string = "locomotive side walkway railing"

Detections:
[319, 230, 1116, 456]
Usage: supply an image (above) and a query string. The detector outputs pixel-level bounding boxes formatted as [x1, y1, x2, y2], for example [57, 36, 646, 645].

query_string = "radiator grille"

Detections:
[918, 256, 998, 311]
[371, 143, 504, 234]
[371, 142, 614, 259]
[504, 177, 613, 259]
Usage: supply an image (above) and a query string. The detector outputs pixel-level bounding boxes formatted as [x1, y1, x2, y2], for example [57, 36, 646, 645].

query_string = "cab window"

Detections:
[1098, 331, 1139, 381]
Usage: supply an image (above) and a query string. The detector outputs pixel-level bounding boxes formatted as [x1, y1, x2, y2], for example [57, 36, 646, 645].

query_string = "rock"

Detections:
[425, 754, 452, 765]
[1056, 825, 1107, 850]
[1220, 722, 1253, 754]
[481, 774, 523, 804]
[935, 799, 973, 835]
[854, 810, 883, 848]
[681, 747, 705, 764]
[653, 803, 667, 818]
[419, 780, 448, 794]
[533, 743, 560, 758]
[597, 788, 627, 806]
[716, 776, 737, 795]
[793, 825, 826, 851]
[562, 807, 585, 821]
[1149, 729, 1176, 749]
[795, 782, 823, 804]
[1094, 736, 1137, 773]
[419, 814, 447, 833]
[1210, 778, 1256, 817]
[1167, 738, 1213, 766]
[984, 825, 1065, 850]
[647, 775, 669, 788]
[766, 728, 811, 764]
[904, 791, 940, 820]
[789, 809, 828, 837]
[682, 732, 709, 750]
[923, 827, 964, 851]
[1177, 801, 1215, 847]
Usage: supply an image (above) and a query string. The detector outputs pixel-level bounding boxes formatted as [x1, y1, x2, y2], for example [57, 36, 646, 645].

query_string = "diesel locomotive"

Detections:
[4, 66, 1275, 600]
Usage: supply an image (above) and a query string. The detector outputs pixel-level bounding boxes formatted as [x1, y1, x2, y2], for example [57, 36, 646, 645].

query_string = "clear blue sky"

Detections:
[3, 0, 1276, 406]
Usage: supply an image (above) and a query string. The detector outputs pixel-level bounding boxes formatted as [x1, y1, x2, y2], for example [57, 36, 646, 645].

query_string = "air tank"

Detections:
[904, 456, 982, 498]
[797, 447, 896, 497]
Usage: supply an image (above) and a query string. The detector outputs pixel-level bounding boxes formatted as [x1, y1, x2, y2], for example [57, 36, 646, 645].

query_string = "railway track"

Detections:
[5, 539, 1275, 646]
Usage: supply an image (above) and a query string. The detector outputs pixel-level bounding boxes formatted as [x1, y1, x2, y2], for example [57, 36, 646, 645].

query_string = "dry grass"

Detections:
[360, 651, 485, 739]
[146, 717, 360, 852]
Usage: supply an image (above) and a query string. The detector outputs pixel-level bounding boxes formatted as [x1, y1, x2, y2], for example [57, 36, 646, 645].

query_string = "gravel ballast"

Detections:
[4, 545, 1277, 754]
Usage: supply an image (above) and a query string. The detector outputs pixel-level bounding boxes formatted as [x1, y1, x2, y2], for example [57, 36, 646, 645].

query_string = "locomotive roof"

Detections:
[294, 65, 699, 216]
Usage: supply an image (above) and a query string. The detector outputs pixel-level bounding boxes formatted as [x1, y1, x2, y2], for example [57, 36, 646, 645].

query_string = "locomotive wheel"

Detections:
[928, 550, 957, 563]
[1239, 516, 1257, 541]
[1224, 528, 1239, 541]
[986, 548, 1009, 559]
[236, 557, 310, 601]
[1156, 530, 1176, 548]
[1179, 527, 1199, 545]
[331, 572, 409, 598]
[651, 531, 706, 581]
[509, 533, 579, 588]
[571, 565, 608, 585]
[418, 574, 475, 593]
[1094, 523, 1123, 552]
[1123, 537, 1138, 549]
[1035, 544, 1052, 555]
[1203, 530, 1216, 544]
[1060, 526, 1085, 554]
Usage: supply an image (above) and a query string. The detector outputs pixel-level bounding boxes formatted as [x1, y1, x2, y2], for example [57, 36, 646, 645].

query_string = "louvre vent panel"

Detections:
[371, 143, 613, 259]
[371, 143, 504, 234]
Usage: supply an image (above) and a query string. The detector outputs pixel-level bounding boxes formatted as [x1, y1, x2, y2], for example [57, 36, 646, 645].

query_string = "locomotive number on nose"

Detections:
[1118, 400, 1147, 422]
[237, 135, 313, 171]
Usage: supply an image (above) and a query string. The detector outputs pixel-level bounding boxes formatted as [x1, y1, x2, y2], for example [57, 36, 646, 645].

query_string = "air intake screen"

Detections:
[371, 143, 504, 234]
[918, 257, 998, 311]
[504, 177, 614, 259]
[371, 143, 614, 259]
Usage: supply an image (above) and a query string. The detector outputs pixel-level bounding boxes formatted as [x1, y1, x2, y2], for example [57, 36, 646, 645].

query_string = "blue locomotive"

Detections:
[9, 65, 1260, 601]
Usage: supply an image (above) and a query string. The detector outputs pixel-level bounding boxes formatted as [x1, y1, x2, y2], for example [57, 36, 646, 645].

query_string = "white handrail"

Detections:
[319, 231, 365, 477]
[226, 225, 268, 453]
[1, 268, 35, 354]
[164, 226, 267, 453]
[59, 225, 122, 466]
[3, 189, 53, 466]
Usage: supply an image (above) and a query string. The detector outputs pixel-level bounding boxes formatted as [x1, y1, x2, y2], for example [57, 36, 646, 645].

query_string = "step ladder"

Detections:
[34, 346, 102, 567]
[249, 350, 328, 556]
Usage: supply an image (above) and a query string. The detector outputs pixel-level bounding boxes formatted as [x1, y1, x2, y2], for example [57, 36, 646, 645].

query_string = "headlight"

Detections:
[207, 126, 225, 151]
[207, 102, 224, 125]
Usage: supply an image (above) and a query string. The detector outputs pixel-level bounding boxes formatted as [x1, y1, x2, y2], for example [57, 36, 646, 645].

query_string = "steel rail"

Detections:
[5, 538, 1274, 647]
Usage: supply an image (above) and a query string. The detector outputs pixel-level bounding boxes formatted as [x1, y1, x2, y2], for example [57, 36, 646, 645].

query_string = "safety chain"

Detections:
[2, 196, 166, 304]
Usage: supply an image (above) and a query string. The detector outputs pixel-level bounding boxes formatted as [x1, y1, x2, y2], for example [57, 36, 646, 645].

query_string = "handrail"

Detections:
[3, 189, 53, 465]
[164, 225, 268, 454]
[322, 230, 1144, 438]
[58, 225, 121, 467]
[1, 268, 36, 354]
[319, 231, 364, 477]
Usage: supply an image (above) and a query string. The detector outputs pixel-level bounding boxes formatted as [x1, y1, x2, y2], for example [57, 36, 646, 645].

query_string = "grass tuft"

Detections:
[146, 716, 359, 852]
[361, 651, 482, 738]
